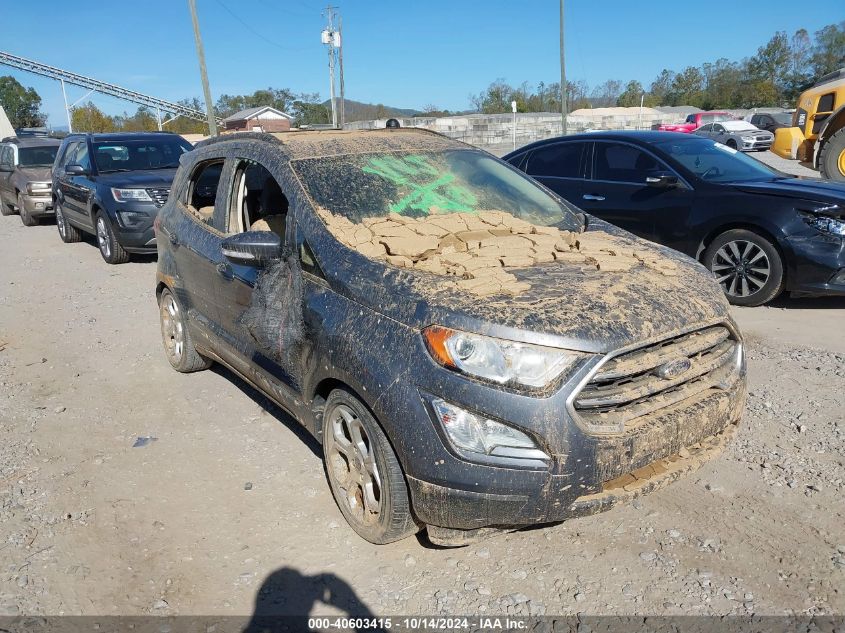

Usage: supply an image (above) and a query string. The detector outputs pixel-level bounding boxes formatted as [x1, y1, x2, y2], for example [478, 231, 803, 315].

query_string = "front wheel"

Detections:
[703, 229, 784, 307]
[19, 193, 38, 226]
[96, 212, 129, 264]
[323, 389, 419, 544]
[818, 126, 845, 182]
[725, 139, 738, 150]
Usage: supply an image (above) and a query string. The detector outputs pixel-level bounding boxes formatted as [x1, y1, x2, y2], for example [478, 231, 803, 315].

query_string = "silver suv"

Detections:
[0, 136, 61, 226]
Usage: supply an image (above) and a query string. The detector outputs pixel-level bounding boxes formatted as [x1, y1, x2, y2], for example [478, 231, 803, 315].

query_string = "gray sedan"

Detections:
[694, 120, 774, 152]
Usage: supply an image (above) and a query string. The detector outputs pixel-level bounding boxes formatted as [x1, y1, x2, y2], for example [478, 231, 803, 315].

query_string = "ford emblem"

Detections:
[656, 358, 692, 380]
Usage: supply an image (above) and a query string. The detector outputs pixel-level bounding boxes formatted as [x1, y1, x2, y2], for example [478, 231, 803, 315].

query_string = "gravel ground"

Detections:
[0, 206, 843, 619]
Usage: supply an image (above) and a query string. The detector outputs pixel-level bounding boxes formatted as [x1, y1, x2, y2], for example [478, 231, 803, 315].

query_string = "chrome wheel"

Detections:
[96, 217, 111, 258]
[56, 205, 67, 238]
[711, 239, 770, 298]
[159, 292, 184, 363]
[326, 404, 382, 526]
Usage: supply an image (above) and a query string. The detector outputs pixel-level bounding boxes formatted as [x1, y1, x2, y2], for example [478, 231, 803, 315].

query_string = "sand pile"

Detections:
[317, 209, 679, 297]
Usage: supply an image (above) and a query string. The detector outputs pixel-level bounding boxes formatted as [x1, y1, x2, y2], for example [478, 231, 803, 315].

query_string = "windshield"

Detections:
[699, 113, 733, 124]
[773, 112, 793, 125]
[93, 139, 192, 172]
[654, 138, 779, 183]
[18, 146, 58, 167]
[292, 149, 583, 231]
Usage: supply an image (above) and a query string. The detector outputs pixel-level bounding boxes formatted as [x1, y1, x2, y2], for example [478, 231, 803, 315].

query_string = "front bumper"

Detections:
[784, 233, 845, 296]
[107, 202, 160, 253]
[21, 194, 53, 217]
[740, 138, 773, 151]
[408, 381, 746, 529]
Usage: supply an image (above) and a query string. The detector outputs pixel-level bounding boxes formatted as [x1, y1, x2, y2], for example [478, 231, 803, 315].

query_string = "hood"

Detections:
[732, 178, 845, 213]
[94, 168, 177, 189]
[329, 221, 731, 354]
[16, 166, 52, 182]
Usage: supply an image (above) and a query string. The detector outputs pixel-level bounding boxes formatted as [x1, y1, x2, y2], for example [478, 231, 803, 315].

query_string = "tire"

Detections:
[55, 201, 82, 243]
[322, 388, 419, 544]
[726, 139, 738, 150]
[703, 229, 784, 307]
[95, 211, 129, 264]
[19, 193, 37, 226]
[157, 287, 211, 373]
[818, 126, 845, 182]
[0, 192, 16, 216]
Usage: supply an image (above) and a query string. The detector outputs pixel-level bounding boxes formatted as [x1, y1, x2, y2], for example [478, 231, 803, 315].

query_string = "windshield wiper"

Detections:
[100, 168, 133, 173]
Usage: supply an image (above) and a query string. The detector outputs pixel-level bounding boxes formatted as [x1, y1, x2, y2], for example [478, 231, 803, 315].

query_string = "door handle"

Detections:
[168, 231, 179, 245]
[582, 194, 605, 201]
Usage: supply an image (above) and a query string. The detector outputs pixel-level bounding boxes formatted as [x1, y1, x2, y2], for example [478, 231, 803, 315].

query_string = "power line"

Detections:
[212, 0, 310, 52]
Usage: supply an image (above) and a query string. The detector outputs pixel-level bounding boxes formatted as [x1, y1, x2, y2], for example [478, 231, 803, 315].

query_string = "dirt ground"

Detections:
[0, 206, 843, 620]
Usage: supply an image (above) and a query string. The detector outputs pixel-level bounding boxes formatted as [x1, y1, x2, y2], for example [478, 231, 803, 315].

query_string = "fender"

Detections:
[814, 104, 845, 169]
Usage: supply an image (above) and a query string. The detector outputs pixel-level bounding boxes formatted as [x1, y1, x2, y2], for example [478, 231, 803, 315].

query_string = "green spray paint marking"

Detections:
[362, 155, 477, 215]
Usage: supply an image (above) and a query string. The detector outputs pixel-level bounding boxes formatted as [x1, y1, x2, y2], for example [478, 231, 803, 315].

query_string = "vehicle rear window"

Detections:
[93, 139, 192, 172]
[18, 146, 58, 167]
[292, 149, 582, 230]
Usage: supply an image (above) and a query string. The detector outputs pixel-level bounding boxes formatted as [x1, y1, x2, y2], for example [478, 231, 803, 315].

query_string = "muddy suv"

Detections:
[155, 129, 746, 545]
[0, 137, 61, 225]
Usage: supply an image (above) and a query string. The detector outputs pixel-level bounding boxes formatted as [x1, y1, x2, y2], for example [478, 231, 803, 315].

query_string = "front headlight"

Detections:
[803, 210, 845, 237]
[111, 187, 152, 202]
[26, 182, 51, 195]
[740, 136, 754, 142]
[431, 398, 549, 461]
[423, 325, 582, 389]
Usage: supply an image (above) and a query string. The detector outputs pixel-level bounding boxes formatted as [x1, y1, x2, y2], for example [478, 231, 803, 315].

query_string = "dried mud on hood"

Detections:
[316, 209, 730, 349]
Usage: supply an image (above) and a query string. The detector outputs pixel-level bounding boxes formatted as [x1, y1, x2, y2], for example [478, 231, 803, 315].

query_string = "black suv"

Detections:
[155, 130, 745, 545]
[51, 132, 193, 263]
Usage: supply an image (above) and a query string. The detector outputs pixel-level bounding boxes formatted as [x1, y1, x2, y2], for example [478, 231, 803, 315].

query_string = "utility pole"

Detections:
[338, 16, 345, 128]
[559, 0, 567, 135]
[187, 0, 218, 136]
[322, 6, 339, 128]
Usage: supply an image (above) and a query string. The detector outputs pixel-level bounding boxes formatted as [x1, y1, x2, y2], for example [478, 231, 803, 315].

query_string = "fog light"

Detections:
[431, 398, 549, 462]
[35, 202, 44, 209]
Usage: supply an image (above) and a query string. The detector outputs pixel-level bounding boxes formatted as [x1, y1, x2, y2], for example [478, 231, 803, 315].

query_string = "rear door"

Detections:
[168, 158, 232, 334]
[580, 140, 694, 242]
[520, 140, 590, 205]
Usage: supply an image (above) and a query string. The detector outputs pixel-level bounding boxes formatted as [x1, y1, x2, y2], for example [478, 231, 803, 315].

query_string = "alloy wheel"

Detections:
[326, 404, 383, 526]
[56, 205, 67, 238]
[711, 239, 771, 298]
[159, 292, 184, 363]
[96, 217, 111, 258]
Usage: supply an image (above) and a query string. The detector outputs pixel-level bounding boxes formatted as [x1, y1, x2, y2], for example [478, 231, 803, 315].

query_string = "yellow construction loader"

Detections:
[772, 68, 845, 181]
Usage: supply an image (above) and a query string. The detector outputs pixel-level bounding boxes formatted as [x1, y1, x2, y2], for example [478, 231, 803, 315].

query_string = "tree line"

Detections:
[470, 21, 844, 114]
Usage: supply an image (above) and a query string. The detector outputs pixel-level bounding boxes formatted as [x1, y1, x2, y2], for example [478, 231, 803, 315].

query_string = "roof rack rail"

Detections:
[194, 131, 283, 149]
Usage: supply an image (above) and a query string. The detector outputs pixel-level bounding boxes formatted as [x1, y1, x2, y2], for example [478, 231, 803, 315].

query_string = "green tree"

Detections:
[810, 22, 845, 78]
[667, 66, 705, 106]
[470, 79, 514, 113]
[648, 69, 676, 105]
[71, 102, 116, 133]
[0, 76, 46, 128]
[616, 80, 644, 107]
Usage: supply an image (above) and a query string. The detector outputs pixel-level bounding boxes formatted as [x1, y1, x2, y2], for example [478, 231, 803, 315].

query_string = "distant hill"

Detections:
[324, 99, 418, 121]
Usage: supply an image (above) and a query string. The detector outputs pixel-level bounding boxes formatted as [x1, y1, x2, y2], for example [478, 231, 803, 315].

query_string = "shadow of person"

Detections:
[243, 566, 385, 633]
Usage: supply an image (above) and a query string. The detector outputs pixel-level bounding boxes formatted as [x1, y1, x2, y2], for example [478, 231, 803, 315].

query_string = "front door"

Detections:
[0, 145, 14, 207]
[211, 155, 300, 406]
[580, 141, 694, 242]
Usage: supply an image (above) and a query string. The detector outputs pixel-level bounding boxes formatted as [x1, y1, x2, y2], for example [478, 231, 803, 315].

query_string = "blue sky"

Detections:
[2, 0, 842, 126]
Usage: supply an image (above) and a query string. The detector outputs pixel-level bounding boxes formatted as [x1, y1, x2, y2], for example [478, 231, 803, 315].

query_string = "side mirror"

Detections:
[221, 230, 282, 267]
[65, 164, 86, 176]
[645, 172, 679, 188]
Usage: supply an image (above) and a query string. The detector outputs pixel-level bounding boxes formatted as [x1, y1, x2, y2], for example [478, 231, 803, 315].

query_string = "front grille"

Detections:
[573, 325, 740, 434]
[146, 188, 170, 208]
